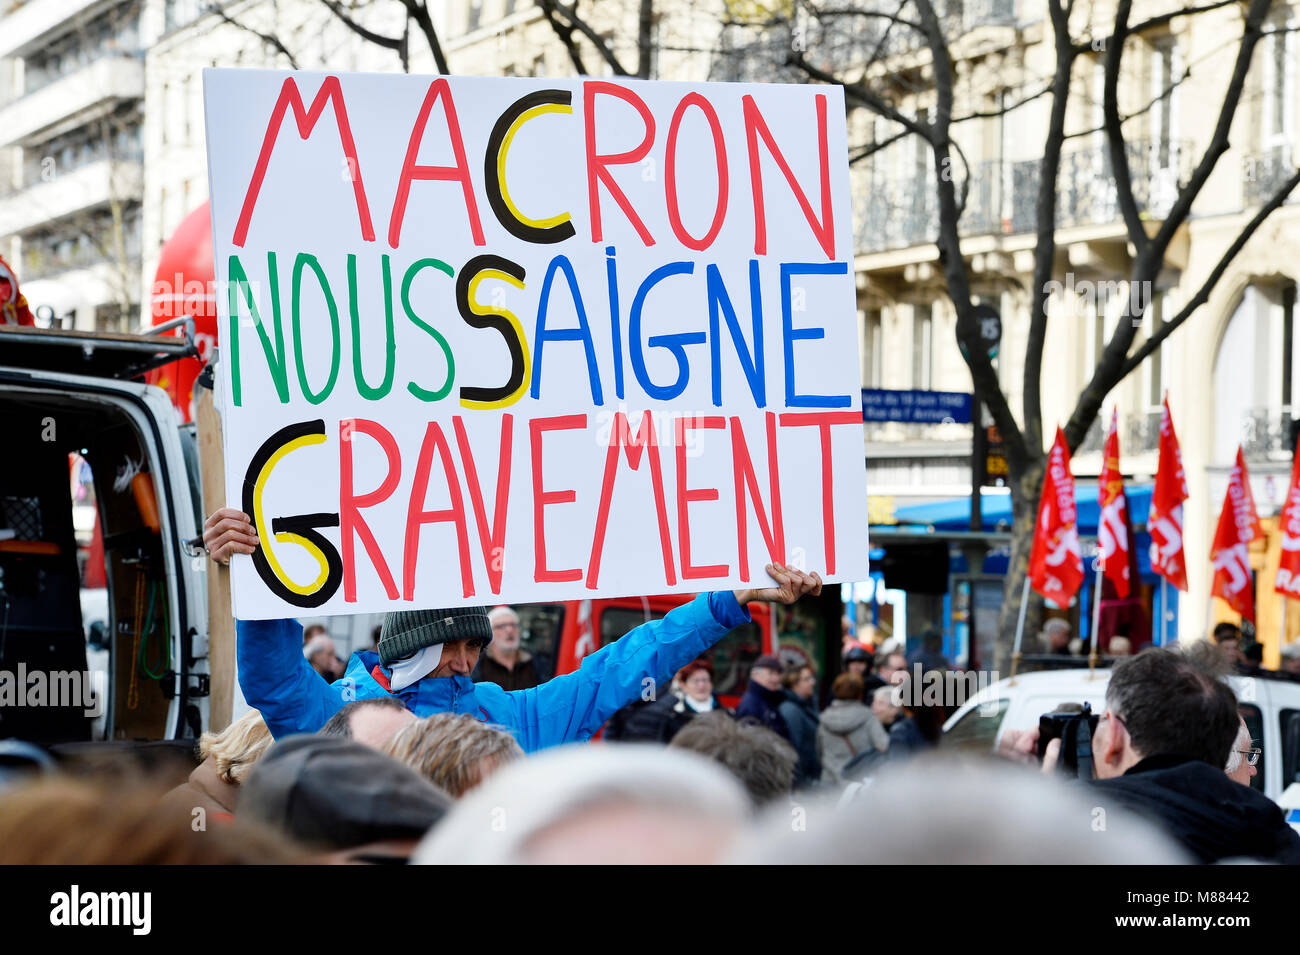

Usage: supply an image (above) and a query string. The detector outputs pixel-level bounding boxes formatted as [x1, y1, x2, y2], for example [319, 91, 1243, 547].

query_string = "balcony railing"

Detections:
[1078, 409, 1163, 456]
[1243, 144, 1298, 207]
[855, 139, 1192, 254]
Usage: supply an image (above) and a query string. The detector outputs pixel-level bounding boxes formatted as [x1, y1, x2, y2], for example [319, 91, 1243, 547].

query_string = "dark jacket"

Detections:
[1092, 753, 1300, 865]
[472, 649, 542, 692]
[886, 715, 931, 761]
[778, 690, 822, 787]
[736, 682, 790, 740]
[604, 689, 729, 743]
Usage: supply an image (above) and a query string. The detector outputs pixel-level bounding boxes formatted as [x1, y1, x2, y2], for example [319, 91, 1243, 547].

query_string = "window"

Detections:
[1263, 11, 1294, 146]
[863, 309, 883, 388]
[514, 603, 564, 683]
[1281, 708, 1300, 787]
[912, 302, 933, 390]
[1240, 703, 1266, 793]
[468, 0, 482, 32]
[1146, 290, 1165, 410]
[1283, 282, 1296, 412]
[1151, 38, 1177, 169]
[943, 698, 1011, 752]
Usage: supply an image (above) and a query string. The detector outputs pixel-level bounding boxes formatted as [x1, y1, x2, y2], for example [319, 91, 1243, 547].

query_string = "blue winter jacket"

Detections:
[237, 592, 751, 753]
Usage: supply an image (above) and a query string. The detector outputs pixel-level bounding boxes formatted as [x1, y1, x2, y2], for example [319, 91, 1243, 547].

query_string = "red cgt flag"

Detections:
[1147, 397, 1189, 591]
[1211, 447, 1262, 621]
[1029, 427, 1084, 606]
[1275, 445, 1300, 598]
[1097, 409, 1130, 599]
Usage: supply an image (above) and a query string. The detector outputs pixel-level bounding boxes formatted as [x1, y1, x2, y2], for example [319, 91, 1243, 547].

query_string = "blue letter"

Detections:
[533, 254, 604, 404]
[707, 260, 765, 408]
[629, 261, 703, 401]
[781, 261, 851, 408]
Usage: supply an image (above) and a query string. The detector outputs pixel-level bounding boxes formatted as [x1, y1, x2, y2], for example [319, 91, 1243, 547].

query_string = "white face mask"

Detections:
[388, 644, 444, 691]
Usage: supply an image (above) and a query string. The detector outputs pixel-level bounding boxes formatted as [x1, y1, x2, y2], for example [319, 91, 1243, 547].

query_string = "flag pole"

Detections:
[1089, 548, 1103, 675]
[1159, 577, 1168, 647]
[1010, 576, 1030, 682]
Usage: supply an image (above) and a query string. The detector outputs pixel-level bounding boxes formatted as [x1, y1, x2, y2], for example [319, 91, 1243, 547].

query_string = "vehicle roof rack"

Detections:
[0, 317, 198, 381]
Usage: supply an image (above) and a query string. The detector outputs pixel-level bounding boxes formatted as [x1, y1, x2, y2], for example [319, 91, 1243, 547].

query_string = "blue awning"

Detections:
[893, 483, 1154, 536]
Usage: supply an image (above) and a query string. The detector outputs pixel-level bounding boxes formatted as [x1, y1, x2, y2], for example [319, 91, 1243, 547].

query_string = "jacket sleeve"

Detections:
[236, 617, 347, 738]
[503, 592, 751, 752]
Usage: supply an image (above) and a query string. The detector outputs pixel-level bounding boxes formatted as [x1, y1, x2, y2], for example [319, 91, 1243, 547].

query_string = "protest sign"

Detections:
[203, 69, 868, 618]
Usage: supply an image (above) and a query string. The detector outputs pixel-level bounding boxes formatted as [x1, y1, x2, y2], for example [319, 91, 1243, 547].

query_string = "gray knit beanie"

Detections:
[378, 606, 493, 666]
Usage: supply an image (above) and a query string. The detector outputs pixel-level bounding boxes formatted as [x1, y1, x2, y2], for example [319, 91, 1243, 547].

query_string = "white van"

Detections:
[0, 324, 209, 745]
[942, 667, 1300, 810]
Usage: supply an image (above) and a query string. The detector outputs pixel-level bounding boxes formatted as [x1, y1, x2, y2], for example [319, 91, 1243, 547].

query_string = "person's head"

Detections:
[1092, 646, 1239, 780]
[488, 606, 521, 654]
[0, 778, 311, 864]
[413, 744, 750, 864]
[367, 625, 382, 653]
[1224, 715, 1257, 786]
[319, 697, 416, 750]
[378, 606, 493, 679]
[1043, 618, 1070, 652]
[678, 660, 714, 704]
[1107, 636, 1133, 657]
[197, 709, 272, 785]
[871, 685, 901, 725]
[671, 711, 796, 806]
[240, 735, 451, 860]
[1281, 643, 1300, 675]
[922, 628, 943, 650]
[729, 760, 1189, 864]
[844, 646, 871, 678]
[874, 650, 907, 683]
[781, 663, 816, 701]
[303, 634, 338, 677]
[748, 655, 783, 692]
[1212, 622, 1242, 663]
[302, 623, 328, 646]
[831, 672, 865, 702]
[1241, 641, 1264, 666]
[382, 713, 523, 797]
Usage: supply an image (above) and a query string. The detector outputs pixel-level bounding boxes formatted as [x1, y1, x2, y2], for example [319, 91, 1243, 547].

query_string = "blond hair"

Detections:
[198, 709, 273, 785]
[383, 713, 523, 797]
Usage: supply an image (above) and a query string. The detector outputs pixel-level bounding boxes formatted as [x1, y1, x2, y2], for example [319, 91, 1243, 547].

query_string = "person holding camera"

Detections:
[1004, 647, 1300, 864]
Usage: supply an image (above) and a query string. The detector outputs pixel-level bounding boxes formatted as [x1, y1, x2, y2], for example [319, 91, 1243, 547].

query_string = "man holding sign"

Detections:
[207, 506, 820, 750]
[201, 68, 864, 751]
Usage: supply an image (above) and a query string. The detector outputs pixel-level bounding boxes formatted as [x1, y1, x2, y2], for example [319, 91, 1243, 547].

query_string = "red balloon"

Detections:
[147, 201, 216, 422]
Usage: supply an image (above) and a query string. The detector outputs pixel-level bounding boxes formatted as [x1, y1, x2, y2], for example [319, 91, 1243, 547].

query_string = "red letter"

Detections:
[339, 418, 401, 602]
[234, 76, 375, 247]
[778, 411, 859, 575]
[389, 78, 486, 249]
[743, 93, 834, 259]
[453, 414, 513, 596]
[731, 413, 785, 582]
[587, 412, 675, 589]
[665, 93, 728, 251]
[404, 420, 474, 599]
[530, 414, 587, 583]
[584, 81, 656, 246]
[675, 415, 728, 580]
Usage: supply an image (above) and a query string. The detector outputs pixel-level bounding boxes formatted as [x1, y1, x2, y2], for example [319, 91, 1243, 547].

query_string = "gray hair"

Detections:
[669, 711, 795, 806]
[382, 713, 523, 797]
[1044, 619, 1070, 634]
[412, 745, 749, 864]
[487, 606, 519, 625]
[730, 758, 1190, 864]
[1224, 720, 1252, 774]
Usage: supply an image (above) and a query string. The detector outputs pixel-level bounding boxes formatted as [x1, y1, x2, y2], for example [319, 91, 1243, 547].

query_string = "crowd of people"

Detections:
[0, 507, 1297, 864]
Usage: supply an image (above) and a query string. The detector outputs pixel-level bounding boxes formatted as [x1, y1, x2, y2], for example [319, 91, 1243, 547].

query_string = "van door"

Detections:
[0, 360, 207, 742]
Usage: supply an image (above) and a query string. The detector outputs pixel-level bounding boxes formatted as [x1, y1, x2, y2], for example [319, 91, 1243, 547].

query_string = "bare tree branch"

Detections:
[318, 0, 409, 71]
[1103, 0, 1148, 252]
[209, 2, 302, 69]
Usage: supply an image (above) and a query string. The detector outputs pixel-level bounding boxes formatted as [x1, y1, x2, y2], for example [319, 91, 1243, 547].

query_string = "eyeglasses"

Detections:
[1236, 747, 1262, 766]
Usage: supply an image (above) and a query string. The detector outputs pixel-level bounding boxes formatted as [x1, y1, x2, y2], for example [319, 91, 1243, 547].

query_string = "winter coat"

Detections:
[1091, 753, 1300, 864]
[886, 715, 931, 761]
[817, 700, 889, 782]
[605, 690, 727, 743]
[161, 756, 238, 821]
[778, 690, 822, 787]
[472, 649, 543, 691]
[238, 592, 750, 754]
[736, 682, 790, 740]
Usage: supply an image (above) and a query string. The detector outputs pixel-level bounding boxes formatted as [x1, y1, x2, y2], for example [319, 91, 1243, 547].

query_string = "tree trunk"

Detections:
[994, 454, 1045, 674]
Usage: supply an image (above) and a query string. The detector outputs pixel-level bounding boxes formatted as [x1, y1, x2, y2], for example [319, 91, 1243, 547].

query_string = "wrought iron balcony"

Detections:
[1242, 145, 1298, 207]
[854, 139, 1191, 254]
[1077, 409, 1163, 456]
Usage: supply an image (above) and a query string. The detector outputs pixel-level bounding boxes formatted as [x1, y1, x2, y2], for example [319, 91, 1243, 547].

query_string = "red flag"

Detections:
[1148, 397, 1189, 590]
[1029, 427, 1084, 605]
[1275, 445, 1300, 598]
[0, 255, 35, 326]
[1097, 409, 1130, 599]
[1210, 447, 1262, 621]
